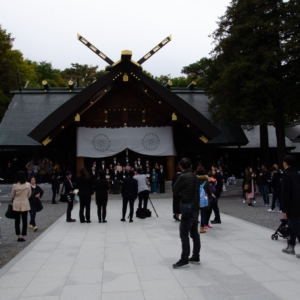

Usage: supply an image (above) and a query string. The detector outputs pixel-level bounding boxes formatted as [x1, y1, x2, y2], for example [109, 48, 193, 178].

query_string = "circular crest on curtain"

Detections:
[92, 134, 111, 151]
[142, 133, 160, 150]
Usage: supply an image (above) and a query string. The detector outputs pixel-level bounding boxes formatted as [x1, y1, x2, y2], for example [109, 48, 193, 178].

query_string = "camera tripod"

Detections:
[128, 195, 159, 218]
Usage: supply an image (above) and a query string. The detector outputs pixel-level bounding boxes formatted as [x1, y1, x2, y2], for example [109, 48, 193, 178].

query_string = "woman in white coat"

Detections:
[12, 171, 31, 242]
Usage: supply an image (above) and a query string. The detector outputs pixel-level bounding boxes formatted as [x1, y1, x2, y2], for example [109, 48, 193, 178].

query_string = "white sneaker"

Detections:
[278, 210, 282, 213]
[253, 201, 256, 204]
[243, 200, 246, 204]
[267, 209, 275, 213]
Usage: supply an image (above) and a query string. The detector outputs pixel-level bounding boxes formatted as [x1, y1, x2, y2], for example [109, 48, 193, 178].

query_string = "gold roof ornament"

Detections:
[172, 113, 177, 121]
[75, 114, 80, 122]
[42, 137, 52, 146]
[199, 135, 208, 143]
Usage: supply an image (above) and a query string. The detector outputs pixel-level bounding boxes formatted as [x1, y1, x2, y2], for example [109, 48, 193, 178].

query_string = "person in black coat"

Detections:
[6, 162, 13, 184]
[269, 167, 281, 211]
[51, 173, 60, 204]
[90, 167, 97, 186]
[94, 170, 110, 222]
[158, 165, 166, 193]
[112, 166, 119, 194]
[65, 171, 76, 222]
[76, 167, 93, 223]
[281, 155, 300, 257]
[121, 170, 138, 222]
[29, 177, 44, 231]
[211, 165, 223, 224]
[172, 166, 181, 221]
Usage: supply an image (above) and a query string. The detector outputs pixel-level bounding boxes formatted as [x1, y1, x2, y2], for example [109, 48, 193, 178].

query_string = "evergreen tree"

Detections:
[206, 0, 300, 165]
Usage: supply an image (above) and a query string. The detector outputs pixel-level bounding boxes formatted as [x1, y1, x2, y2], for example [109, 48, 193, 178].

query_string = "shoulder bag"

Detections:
[59, 182, 68, 202]
[5, 203, 16, 219]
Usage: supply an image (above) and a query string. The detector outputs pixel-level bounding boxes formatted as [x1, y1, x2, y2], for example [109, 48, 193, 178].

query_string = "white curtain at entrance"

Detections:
[76, 127, 177, 158]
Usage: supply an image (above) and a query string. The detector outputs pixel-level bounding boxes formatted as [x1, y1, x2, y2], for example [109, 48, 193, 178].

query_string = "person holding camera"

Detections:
[65, 171, 76, 222]
[135, 168, 149, 219]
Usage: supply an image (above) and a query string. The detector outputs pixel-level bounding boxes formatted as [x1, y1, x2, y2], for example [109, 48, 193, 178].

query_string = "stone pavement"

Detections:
[1, 198, 300, 300]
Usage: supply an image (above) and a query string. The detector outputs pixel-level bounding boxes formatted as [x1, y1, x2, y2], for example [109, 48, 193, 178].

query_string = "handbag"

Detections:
[180, 176, 198, 219]
[5, 203, 16, 219]
[244, 183, 250, 192]
[59, 182, 68, 202]
[36, 198, 43, 212]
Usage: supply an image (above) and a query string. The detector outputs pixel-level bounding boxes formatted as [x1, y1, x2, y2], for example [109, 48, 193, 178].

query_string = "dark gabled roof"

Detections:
[28, 60, 221, 143]
[28, 63, 124, 142]
[0, 93, 74, 146]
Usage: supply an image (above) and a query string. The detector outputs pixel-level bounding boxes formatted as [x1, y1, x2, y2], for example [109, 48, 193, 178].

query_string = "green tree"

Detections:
[61, 63, 107, 87]
[0, 25, 37, 120]
[205, 0, 300, 165]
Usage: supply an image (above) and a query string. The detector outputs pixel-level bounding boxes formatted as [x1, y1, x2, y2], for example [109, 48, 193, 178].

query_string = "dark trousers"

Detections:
[66, 198, 74, 220]
[122, 198, 135, 220]
[180, 210, 200, 263]
[138, 190, 149, 217]
[288, 217, 300, 246]
[160, 181, 165, 193]
[39, 174, 44, 184]
[271, 189, 280, 210]
[79, 195, 91, 222]
[261, 184, 270, 204]
[29, 211, 36, 227]
[113, 179, 118, 194]
[52, 190, 58, 203]
[45, 173, 49, 183]
[15, 211, 28, 236]
[212, 197, 221, 221]
[97, 199, 108, 221]
[200, 210, 206, 227]
[205, 205, 213, 225]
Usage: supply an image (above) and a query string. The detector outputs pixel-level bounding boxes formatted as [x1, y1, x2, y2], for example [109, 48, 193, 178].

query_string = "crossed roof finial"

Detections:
[77, 33, 172, 67]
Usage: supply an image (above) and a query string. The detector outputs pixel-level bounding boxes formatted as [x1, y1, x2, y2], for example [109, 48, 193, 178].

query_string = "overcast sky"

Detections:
[1, 0, 231, 78]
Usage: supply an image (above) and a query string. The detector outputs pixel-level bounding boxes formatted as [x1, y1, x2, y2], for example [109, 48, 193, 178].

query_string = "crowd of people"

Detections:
[7, 154, 300, 269]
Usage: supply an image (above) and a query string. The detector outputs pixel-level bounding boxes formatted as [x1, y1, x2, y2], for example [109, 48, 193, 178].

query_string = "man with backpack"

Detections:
[172, 158, 201, 268]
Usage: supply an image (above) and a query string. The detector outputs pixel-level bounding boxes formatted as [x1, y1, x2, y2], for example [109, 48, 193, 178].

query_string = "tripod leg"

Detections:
[149, 196, 159, 217]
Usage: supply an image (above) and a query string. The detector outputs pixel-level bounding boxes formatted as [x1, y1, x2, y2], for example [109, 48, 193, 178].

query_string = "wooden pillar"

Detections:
[76, 156, 84, 176]
[167, 155, 175, 180]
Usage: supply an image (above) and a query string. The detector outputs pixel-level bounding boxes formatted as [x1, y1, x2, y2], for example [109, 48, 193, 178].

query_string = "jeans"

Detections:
[29, 211, 36, 227]
[288, 217, 300, 246]
[271, 189, 280, 210]
[261, 185, 269, 205]
[15, 211, 28, 236]
[200, 210, 206, 227]
[180, 210, 200, 262]
[205, 205, 213, 225]
[39, 174, 44, 184]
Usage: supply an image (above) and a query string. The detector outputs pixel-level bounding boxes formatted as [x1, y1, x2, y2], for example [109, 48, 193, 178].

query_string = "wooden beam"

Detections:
[76, 156, 84, 176]
[167, 155, 175, 181]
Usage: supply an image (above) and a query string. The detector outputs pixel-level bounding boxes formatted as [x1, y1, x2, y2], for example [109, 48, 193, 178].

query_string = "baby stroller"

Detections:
[271, 219, 290, 240]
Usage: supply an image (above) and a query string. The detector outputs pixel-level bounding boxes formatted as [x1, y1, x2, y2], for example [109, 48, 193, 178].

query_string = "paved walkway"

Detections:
[1, 198, 300, 300]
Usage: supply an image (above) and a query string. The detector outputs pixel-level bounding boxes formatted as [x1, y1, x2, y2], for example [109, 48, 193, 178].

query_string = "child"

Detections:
[227, 174, 236, 186]
[29, 177, 44, 231]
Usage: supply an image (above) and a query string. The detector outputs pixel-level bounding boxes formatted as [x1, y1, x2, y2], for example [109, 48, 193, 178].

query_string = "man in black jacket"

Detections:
[268, 167, 281, 212]
[260, 164, 271, 206]
[121, 170, 138, 222]
[51, 173, 60, 204]
[112, 166, 119, 194]
[172, 158, 200, 268]
[211, 165, 222, 224]
[281, 155, 300, 258]
[90, 167, 97, 186]
[158, 165, 166, 193]
[64, 171, 76, 222]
